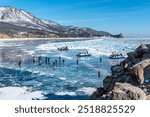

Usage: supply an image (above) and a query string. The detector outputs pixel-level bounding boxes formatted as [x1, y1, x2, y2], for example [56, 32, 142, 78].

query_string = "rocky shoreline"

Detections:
[0, 32, 123, 39]
[90, 44, 150, 100]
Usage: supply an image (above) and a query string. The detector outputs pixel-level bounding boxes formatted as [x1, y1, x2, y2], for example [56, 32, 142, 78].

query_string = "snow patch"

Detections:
[59, 77, 67, 80]
[0, 87, 45, 100]
[78, 87, 96, 95]
[55, 91, 76, 96]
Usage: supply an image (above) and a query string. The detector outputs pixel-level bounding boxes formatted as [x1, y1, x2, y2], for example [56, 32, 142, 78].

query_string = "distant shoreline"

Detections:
[1, 37, 150, 42]
[0, 37, 110, 42]
[0, 37, 89, 40]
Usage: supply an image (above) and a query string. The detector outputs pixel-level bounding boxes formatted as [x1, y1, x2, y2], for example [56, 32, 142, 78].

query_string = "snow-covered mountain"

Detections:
[0, 6, 123, 38]
[0, 7, 60, 31]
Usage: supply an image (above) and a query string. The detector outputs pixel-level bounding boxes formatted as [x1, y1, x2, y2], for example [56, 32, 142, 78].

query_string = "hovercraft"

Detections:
[77, 51, 91, 57]
[109, 53, 125, 59]
[57, 46, 69, 51]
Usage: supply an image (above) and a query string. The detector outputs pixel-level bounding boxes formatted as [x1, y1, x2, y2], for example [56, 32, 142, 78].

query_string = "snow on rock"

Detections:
[42, 19, 60, 27]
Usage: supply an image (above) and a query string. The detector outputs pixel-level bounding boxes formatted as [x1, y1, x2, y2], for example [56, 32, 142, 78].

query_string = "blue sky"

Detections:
[0, 0, 150, 37]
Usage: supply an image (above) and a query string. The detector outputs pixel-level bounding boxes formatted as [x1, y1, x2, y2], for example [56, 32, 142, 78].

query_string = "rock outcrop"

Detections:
[90, 44, 150, 100]
[131, 59, 150, 85]
[112, 33, 124, 38]
[112, 83, 146, 100]
[0, 33, 11, 38]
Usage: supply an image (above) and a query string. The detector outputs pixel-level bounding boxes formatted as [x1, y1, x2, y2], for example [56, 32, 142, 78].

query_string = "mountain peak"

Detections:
[0, 6, 61, 30]
[0, 6, 36, 23]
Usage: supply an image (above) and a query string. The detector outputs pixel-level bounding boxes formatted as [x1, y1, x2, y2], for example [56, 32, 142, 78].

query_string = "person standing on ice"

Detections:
[62, 59, 65, 66]
[99, 57, 102, 63]
[18, 61, 22, 67]
[32, 57, 36, 64]
[98, 70, 101, 78]
[59, 57, 61, 65]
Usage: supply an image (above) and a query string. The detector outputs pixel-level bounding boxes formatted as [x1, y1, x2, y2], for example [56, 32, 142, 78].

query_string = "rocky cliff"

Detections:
[90, 44, 150, 100]
[0, 33, 11, 38]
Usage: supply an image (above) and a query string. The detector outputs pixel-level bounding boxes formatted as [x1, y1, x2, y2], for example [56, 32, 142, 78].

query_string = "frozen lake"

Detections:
[0, 38, 150, 100]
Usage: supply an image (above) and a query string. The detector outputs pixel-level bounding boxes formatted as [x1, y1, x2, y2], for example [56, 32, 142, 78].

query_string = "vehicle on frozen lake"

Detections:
[109, 53, 125, 59]
[57, 46, 69, 51]
[77, 51, 91, 57]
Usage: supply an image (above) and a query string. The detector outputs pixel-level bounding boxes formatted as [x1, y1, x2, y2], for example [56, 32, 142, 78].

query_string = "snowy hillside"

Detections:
[0, 6, 123, 38]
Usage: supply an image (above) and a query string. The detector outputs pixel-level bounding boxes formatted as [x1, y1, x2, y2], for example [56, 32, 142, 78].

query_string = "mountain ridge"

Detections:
[0, 6, 123, 38]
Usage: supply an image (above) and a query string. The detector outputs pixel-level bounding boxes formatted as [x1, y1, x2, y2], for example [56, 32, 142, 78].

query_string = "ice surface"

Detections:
[0, 38, 150, 100]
